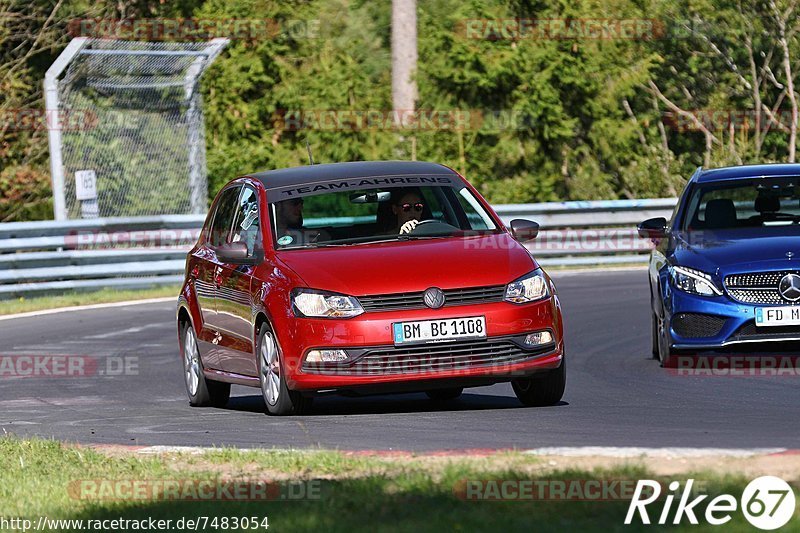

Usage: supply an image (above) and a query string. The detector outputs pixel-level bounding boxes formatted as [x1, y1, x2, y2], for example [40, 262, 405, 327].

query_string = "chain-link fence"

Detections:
[46, 38, 228, 219]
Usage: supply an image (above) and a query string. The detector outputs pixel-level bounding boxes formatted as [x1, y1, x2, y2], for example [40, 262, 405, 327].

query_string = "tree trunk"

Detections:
[391, 0, 417, 126]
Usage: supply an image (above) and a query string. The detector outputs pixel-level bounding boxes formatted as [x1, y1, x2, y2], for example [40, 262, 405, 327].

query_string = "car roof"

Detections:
[247, 161, 457, 190]
[696, 163, 800, 183]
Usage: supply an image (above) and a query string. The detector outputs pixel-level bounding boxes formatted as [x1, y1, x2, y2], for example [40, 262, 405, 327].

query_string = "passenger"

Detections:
[275, 197, 304, 235]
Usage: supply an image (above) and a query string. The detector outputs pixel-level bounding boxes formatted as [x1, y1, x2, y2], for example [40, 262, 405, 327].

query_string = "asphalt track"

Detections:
[1, 270, 798, 451]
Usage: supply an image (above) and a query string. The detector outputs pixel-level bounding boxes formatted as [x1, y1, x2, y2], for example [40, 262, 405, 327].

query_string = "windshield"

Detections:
[681, 177, 800, 232]
[269, 184, 499, 249]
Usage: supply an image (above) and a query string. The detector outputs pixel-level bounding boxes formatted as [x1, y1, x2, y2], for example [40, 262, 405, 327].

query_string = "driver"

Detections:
[391, 189, 426, 234]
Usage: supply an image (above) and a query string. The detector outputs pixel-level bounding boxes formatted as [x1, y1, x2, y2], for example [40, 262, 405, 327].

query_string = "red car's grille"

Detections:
[357, 285, 506, 312]
[303, 337, 553, 375]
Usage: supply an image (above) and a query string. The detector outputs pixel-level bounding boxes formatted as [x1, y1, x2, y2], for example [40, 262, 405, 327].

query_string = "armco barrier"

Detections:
[0, 199, 676, 298]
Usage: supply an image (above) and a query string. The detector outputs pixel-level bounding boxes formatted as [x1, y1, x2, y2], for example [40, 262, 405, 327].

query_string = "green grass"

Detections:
[0, 285, 180, 315]
[0, 437, 795, 532]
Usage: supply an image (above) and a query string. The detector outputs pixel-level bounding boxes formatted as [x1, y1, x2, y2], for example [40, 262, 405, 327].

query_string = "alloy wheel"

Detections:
[184, 327, 200, 396]
[260, 331, 281, 405]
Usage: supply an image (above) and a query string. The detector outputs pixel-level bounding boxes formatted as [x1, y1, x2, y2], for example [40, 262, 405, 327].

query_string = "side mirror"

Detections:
[510, 219, 540, 241]
[216, 242, 261, 265]
[638, 217, 668, 239]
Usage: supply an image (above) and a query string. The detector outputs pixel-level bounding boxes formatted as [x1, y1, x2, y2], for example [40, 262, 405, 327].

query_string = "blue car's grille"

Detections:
[725, 271, 800, 305]
[727, 289, 785, 305]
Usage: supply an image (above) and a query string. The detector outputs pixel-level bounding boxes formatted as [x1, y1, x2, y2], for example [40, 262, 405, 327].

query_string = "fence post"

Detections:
[44, 37, 89, 221]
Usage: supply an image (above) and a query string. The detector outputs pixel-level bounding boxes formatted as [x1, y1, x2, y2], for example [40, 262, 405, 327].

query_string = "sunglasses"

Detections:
[399, 202, 424, 213]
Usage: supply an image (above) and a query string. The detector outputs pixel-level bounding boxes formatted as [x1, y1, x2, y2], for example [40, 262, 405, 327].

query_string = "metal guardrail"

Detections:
[0, 199, 677, 298]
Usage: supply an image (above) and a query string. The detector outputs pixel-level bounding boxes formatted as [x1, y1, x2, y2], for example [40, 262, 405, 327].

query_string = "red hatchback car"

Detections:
[177, 161, 565, 415]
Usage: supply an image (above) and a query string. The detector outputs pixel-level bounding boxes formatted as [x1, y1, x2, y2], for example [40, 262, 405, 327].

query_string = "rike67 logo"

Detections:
[626, 476, 796, 530]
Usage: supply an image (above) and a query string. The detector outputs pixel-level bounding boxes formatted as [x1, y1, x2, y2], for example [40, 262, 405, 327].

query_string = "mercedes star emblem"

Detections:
[423, 287, 446, 309]
[778, 273, 800, 302]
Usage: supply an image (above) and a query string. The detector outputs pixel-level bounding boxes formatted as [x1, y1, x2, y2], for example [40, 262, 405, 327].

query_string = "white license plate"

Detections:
[393, 316, 486, 345]
[755, 307, 800, 326]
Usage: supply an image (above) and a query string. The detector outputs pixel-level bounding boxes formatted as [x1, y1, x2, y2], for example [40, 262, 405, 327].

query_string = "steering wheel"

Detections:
[413, 219, 437, 227]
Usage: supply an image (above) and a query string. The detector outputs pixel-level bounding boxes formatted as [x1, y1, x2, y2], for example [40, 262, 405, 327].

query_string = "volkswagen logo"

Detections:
[423, 287, 446, 309]
[779, 273, 800, 302]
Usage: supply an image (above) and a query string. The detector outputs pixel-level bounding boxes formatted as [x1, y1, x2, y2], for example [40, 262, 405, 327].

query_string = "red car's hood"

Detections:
[276, 233, 537, 295]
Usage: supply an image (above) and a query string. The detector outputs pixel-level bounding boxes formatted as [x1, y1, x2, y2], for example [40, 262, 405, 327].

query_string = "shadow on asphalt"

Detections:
[223, 393, 569, 416]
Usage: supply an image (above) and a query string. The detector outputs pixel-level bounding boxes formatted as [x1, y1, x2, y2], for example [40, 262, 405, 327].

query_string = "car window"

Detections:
[231, 186, 262, 258]
[209, 186, 241, 247]
[683, 177, 800, 230]
[269, 184, 499, 249]
[456, 187, 494, 230]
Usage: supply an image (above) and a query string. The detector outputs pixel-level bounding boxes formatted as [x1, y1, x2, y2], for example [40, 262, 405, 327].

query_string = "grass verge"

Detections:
[0, 285, 180, 316]
[0, 437, 795, 532]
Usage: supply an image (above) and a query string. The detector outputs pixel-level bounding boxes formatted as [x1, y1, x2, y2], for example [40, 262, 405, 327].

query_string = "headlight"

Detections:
[671, 266, 722, 296]
[505, 269, 549, 303]
[292, 289, 364, 318]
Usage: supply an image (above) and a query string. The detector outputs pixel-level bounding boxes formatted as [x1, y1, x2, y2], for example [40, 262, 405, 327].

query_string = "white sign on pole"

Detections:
[75, 170, 97, 201]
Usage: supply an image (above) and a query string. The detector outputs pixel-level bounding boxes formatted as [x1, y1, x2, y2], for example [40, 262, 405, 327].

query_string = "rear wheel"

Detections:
[512, 359, 566, 407]
[257, 323, 312, 416]
[425, 387, 463, 401]
[182, 324, 230, 407]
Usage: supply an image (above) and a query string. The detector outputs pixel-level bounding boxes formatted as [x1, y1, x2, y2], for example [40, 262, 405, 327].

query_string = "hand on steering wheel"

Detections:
[399, 219, 420, 234]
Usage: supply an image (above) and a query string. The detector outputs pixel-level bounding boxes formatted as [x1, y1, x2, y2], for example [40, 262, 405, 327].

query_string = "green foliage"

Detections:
[4, 0, 800, 220]
[0, 165, 53, 222]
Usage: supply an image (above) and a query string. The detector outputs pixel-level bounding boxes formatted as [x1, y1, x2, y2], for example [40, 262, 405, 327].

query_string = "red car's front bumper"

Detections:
[279, 296, 564, 393]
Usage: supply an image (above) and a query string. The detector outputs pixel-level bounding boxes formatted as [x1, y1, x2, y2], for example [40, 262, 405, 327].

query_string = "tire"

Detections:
[181, 324, 230, 408]
[425, 387, 463, 401]
[257, 323, 312, 416]
[655, 313, 675, 367]
[651, 311, 660, 358]
[511, 358, 566, 407]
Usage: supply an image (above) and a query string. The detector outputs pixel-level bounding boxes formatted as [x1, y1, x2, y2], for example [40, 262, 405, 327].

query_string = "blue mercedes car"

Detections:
[639, 164, 800, 365]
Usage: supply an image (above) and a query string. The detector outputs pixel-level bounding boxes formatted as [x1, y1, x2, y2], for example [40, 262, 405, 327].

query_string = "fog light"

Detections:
[305, 349, 348, 363]
[524, 331, 553, 346]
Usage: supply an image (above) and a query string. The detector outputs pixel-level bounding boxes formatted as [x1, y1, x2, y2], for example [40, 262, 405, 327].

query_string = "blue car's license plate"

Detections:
[755, 307, 800, 326]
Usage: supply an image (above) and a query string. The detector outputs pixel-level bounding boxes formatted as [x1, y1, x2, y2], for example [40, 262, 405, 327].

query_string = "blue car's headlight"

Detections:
[292, 289, 364, 318]
[505, 269, 549, 303]
[671, 266, 722, 296]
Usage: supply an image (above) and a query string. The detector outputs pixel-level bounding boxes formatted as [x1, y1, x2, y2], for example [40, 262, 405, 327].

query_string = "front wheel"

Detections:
[257, 324, 312, 416]
[651, 311, 659, 358]
[655, 313, 675, 367]
[512, 359, 566, 407]
[182, 324, 230, 407]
